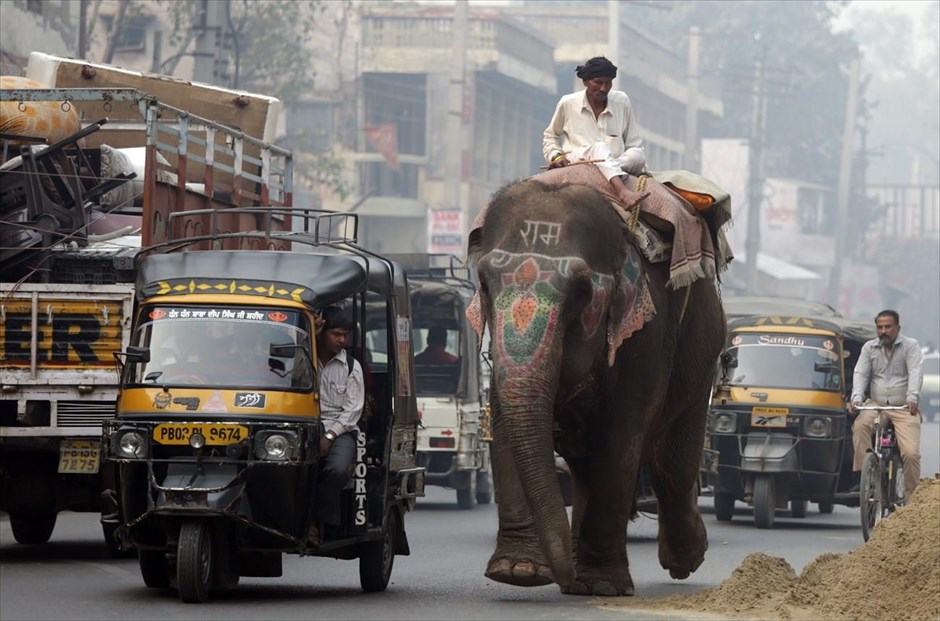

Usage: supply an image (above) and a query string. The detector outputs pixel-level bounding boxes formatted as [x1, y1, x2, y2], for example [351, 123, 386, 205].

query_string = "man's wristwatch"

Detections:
[324, 430, 337, 442]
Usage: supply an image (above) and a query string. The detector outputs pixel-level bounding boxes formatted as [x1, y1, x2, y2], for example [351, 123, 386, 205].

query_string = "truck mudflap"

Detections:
[740, 433, 799, 473]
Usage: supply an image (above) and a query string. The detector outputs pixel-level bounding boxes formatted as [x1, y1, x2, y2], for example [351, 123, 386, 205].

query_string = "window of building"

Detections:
[362, 72, 427, 157]
[100, 14, 149, 52]
[288, 101, 333, 153]
[26, 0, 42, 15]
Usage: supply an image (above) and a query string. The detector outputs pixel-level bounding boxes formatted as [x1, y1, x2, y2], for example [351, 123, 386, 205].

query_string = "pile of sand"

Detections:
[602, 477, 940, 620]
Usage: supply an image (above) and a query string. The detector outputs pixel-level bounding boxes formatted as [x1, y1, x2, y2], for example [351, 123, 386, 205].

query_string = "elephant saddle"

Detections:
[531, 164, 733, 289]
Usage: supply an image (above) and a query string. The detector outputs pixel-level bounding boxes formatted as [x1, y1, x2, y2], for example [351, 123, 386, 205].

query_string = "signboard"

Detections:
[427, 209, 464, 255]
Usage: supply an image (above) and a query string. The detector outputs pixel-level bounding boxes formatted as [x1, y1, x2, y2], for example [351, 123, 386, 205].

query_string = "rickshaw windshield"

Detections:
[725, 332, 843, 391]
[126, 304, 313, 390]
[413, 324, 463, 396]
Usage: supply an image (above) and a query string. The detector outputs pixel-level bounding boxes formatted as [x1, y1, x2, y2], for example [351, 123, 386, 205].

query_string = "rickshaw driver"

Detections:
[306, 305, 364, 546]
[849, 309, 923, 494]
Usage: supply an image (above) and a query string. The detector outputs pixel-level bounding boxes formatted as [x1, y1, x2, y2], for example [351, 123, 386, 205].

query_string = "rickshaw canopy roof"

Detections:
[137, 251, 402, 308]
[727, 314, 876, 345]
[723, 296, 842, 320]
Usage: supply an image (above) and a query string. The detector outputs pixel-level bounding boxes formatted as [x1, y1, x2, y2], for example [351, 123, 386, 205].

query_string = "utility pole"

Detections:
[78, 0, 88, 61]
[684, 26, 700, 171]
[745, 39, 766, 294]
[828, 57, 861, 307]
[193, 0, 221, 84]
[446, 0, 468, 254]
[608, 0, 620, 87]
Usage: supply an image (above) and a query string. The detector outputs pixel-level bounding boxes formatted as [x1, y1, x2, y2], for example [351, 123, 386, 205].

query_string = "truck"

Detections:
[0, 52, 292, 552]
[389, 254, 493, 509]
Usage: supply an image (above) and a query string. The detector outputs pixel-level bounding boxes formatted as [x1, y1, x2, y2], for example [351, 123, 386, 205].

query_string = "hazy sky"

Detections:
[836, 0, 939, 67]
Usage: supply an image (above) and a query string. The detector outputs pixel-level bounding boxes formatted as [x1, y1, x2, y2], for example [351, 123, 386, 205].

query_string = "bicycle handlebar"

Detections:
[855, 405, 910, 411]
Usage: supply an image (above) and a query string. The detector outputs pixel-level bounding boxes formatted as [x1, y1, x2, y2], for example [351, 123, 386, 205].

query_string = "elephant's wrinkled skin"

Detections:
[468, 179, 725, 596]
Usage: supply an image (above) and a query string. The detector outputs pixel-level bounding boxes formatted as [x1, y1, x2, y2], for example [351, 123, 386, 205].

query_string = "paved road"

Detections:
[1, 420, 936, 620]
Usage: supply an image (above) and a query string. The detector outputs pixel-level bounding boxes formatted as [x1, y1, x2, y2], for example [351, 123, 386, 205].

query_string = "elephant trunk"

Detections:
[499, 375, 574, 589]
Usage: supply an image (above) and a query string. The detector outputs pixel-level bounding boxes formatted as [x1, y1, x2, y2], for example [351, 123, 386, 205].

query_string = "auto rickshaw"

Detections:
[101, 209, 424, 602]
[706, 313, 875, 528]
[387, 254, 493, 509]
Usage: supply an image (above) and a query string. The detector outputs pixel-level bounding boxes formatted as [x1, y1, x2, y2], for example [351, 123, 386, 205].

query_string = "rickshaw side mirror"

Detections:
[268, 358, 287, 373]
[720, 351, 736, 369]
[269, 343, 298, 358]
[122, 346, 151, 363]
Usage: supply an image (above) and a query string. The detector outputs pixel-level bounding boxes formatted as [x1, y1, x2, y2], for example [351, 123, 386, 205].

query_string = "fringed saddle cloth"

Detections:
[532, 165, 733, 289]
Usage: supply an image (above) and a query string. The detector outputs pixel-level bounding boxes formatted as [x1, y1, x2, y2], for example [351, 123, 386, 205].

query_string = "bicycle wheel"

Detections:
[886, 450, 905, 512]
[859, 452, 883, 542]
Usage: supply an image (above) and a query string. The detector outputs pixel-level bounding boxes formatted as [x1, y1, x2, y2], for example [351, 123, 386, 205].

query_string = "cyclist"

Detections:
[849, 309, 924, 495]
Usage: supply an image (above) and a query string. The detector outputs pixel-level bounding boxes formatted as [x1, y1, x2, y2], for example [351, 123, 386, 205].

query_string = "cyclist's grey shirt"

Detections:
[852, 333, 923, 405]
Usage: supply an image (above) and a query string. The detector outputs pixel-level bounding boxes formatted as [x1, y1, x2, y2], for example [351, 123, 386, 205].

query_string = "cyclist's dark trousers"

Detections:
[316, 431, 357, 526]
[852, 399, 922, 494]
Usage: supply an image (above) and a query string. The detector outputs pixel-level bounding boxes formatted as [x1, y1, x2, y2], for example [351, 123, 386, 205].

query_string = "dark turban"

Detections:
[575, 56, 617, 80]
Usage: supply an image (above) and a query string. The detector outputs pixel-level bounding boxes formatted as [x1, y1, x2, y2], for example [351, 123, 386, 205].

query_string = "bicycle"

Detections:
[857, 405, 909, 542]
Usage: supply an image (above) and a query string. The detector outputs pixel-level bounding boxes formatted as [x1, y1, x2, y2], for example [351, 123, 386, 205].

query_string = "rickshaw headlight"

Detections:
[804, 417, 831, 438]
[254, 430, 298, 461]
[116, 430, 148, 458]
[712, 413, 736, 433]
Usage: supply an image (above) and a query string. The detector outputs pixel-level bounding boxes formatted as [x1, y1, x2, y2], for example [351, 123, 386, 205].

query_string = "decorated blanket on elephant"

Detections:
[523, 164, 732, 289]
[464, 243, 655, 367]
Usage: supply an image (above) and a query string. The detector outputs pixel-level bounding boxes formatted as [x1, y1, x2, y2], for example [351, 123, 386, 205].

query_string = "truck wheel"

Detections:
[177, 520, 213, 603]
[753, 475, 776, 529]
[456, 471, 476, 510]
[360, 509, 397, 592]
[139, 549, 171, 588]
[714, 492, 735, 521]
[9, 512, 57, 544]
[817, 500, 834, 514]
[475, 468, 493, 505]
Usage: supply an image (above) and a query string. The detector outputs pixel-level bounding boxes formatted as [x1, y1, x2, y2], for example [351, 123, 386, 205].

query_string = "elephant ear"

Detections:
[466, 290, 486, 352]
[606, 245, 656, 366]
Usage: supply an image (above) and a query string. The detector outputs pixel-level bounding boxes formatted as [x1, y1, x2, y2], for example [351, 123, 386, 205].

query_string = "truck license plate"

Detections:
[153, 423, 248, 446]
[58, 440, 100, 474]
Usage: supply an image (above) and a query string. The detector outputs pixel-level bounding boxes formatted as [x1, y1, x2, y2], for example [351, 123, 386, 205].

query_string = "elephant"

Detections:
[466, 177, 726, 596]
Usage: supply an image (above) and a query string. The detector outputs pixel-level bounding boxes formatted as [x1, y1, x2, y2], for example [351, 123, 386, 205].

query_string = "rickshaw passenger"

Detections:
[415, 325, 459, 365]
[849, 309, 923, 494]
[307, 305, 364, 546]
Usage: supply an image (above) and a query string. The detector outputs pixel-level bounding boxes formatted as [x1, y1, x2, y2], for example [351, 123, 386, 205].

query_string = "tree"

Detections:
[634, 0, 860, 187]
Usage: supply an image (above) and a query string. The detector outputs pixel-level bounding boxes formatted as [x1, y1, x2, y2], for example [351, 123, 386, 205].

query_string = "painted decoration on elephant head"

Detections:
[492, 253, 563, 370]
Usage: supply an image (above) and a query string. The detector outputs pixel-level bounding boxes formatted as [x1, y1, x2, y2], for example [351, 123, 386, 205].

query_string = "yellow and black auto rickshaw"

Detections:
[101, 209, 424, 601]
[706, 313, 875, 528]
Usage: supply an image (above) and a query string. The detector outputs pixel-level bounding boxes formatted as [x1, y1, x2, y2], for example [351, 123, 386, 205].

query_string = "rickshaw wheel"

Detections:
[753, 475, 776, 529]
[139, 549, 171, 588]
[177, 520, 213, 603]
[860, 452, 882, 542]
[817, 501, 834, 514]
[360, 509, 397, 592]
[714, 493, 735, 521]
[457, 471, 477, 510]
[790, 499, 808, 518]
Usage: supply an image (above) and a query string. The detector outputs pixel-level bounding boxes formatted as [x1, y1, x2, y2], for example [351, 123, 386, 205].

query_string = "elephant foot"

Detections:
[485, 556, 554, 587]
[564, 564, 634, 596]
[658, 511, 707, 580]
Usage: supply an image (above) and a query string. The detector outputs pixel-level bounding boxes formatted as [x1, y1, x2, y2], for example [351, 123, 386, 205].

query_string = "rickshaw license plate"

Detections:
[58, 440, 100, 474]
[154, 423, 249, 446]
[751, 407, 789, 428]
